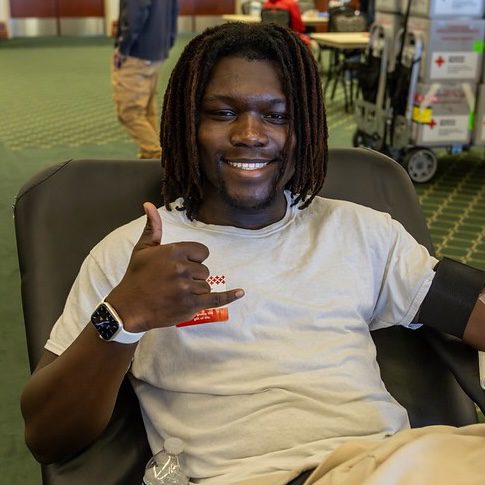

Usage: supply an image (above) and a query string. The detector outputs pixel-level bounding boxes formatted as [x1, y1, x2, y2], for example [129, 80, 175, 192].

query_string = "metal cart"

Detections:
[353, 0, 485, 184]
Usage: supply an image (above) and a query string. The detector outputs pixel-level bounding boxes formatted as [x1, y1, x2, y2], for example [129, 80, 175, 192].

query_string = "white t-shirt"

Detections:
[46, 193, 438, 484]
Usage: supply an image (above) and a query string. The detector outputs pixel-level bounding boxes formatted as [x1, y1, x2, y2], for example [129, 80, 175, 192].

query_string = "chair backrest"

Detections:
[329, 6, 367, 32]
[261, 7, 291, 27]
[14, 148, 478, 484]
[15, 159, 158, 484]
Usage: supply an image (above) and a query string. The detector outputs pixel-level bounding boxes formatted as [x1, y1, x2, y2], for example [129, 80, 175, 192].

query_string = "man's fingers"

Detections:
[191, 280, 212, 295]
[196, 289, 245, 309]
[186, 262, 210, 282]
[183, 243, 210, 263]
[135, 202, 163, 250]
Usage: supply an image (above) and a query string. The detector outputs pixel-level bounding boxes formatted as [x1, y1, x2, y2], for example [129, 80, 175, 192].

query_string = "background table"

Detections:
[310, 32, 369, 50]
[311, 32, 370, 112]
[222, 13, 329, 27]
[222, 14, 260, 23]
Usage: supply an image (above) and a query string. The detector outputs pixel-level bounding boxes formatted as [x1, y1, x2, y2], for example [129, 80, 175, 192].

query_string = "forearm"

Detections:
[21, 324, 136, 464]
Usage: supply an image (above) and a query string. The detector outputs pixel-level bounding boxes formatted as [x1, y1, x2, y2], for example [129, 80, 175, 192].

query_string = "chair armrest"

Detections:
[424, 327, 485, 415]
[41, 379, 150, 485]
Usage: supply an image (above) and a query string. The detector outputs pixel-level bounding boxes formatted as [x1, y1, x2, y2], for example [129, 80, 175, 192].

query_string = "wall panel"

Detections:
[179, 0, 235, 15]
[58, 0, 104, 17]
[9, 0, 56, 17]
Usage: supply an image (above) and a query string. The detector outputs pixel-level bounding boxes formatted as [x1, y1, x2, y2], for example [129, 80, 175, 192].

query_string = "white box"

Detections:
[407, 17, 485, 83]
[473, 84, 485, 145]
[404, 0, 485, 19]
[411, 82, 476, 146]
[376, 0, 402, 13]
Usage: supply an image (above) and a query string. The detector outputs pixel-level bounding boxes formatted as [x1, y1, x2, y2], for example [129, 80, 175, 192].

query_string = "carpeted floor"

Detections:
[0, 34, 484, 485]
[415, 152, 485, 266]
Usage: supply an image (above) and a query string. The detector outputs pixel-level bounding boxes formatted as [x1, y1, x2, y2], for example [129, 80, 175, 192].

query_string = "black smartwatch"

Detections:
[91, 301, 145, 344]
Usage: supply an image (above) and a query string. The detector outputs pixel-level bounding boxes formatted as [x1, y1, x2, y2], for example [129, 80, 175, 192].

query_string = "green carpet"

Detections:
[0, 35, 484, 485]
[415, 151, 485, 267]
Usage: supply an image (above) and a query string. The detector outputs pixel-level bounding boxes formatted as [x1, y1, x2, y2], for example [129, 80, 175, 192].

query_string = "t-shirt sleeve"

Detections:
[44, 252, 115, 356]
[369, 216, 438, 331]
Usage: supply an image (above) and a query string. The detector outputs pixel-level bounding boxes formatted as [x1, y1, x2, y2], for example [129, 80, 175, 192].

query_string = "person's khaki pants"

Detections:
[231, 424, 485, 485]
[111, 56, 163, 159]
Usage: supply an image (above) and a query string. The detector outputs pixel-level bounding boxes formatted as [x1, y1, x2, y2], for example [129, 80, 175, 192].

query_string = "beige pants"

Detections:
[232, 424, 485, 485]
[111, 56, 162, 159]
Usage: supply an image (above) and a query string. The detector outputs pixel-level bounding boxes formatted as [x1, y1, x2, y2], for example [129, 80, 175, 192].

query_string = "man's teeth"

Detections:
[227, 161, 269, 170]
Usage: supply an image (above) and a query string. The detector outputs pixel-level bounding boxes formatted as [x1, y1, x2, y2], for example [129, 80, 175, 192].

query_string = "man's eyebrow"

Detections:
[202, 94, 287, 105]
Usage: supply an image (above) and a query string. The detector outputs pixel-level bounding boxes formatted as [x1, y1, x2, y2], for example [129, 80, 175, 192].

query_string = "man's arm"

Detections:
[21, 203, 244, 464]
[116, 0, 151, 57]
[288, 2, 306, 34]
[21, 329, 136, 464]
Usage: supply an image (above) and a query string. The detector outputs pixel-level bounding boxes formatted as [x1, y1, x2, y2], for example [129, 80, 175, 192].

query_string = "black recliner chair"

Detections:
[14, 148, 484, 485]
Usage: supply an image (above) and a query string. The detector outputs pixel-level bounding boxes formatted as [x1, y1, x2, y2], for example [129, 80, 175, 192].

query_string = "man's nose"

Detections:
[230, 113, 269, 147]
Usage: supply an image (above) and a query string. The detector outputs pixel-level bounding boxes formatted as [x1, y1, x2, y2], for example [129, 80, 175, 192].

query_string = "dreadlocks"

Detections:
[160, 21, 328, 220]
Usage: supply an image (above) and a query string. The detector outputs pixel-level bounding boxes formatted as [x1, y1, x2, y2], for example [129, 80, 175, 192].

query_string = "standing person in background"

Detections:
[112, 0, 178, 159]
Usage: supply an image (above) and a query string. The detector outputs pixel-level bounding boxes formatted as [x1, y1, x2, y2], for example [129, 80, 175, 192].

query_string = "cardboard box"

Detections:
[411, 82, 476, 146]
[376, 0, 402, 14]
[407, 17, 485, 83]
[473, 84, 485, 145]
[404, 0, 485, 19]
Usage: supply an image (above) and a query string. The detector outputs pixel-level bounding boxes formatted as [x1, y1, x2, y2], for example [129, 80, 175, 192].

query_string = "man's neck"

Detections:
[196, 193, 288, 230]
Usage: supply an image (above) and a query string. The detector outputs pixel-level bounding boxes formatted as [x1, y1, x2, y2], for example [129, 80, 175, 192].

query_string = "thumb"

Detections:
[135, 202, 163, 249]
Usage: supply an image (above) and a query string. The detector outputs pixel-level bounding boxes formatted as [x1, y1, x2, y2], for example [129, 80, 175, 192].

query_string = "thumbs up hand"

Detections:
[105, 202, 245, 333]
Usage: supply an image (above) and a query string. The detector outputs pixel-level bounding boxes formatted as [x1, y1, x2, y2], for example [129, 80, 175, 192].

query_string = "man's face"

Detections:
[197, 56, 296, 228]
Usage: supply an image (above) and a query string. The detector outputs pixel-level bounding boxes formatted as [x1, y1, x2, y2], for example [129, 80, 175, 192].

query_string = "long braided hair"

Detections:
[160, 22, 328, 220]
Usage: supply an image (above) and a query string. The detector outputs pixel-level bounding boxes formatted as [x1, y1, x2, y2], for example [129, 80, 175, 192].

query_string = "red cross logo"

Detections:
[435, 56, 445, 67]
[429, 119, 436, 129]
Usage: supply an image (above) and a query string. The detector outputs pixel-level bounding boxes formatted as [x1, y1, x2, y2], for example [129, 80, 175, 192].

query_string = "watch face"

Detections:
[91, 303, 120, 340]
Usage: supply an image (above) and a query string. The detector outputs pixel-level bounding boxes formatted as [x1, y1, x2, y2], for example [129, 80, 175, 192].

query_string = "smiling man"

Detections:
[21, 22, 485, 485]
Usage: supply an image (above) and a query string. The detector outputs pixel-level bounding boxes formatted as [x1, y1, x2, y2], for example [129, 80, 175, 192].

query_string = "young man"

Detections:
[21, 22, 485, 484]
